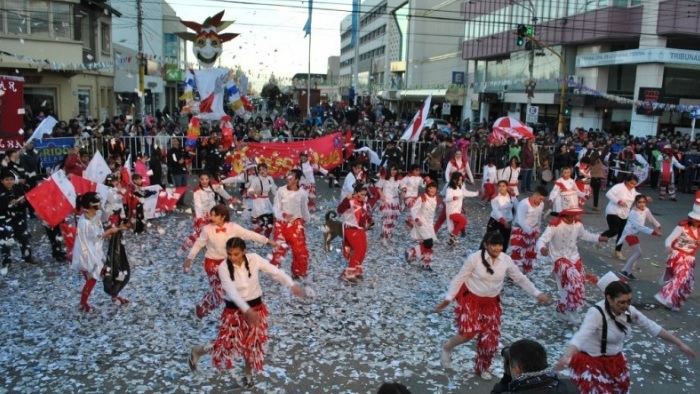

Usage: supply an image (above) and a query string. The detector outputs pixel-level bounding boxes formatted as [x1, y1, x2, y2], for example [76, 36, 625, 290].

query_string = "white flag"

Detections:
[26, 116, 58, 144]
[85, 151, 111, 184]
[400, 96, 432, 142]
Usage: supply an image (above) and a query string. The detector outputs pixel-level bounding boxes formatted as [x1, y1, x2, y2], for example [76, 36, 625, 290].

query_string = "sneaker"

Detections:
[592, 206, 600, 211]
[619, 270, 637, 281]
[0, 266, 7, 276]
[440, 348, 452, 369]
[614, 251, 625, 260]
[654, 293, 677, 310]
[112, 296, 130, 306]
[479, 371, 493, 381]
[242, 376, 255, 389]
[340, 275, 358, 284]
[421, 264, 433, 271]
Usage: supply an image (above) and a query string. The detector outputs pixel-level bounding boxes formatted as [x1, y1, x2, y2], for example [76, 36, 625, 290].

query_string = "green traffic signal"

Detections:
[525, 26, 533, 36]
[517, 37, 524, 46]
[563, 107, 572, 116]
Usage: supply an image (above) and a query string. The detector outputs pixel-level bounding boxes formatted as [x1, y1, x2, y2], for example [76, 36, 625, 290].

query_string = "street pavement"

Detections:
[0, 176, 697, 393]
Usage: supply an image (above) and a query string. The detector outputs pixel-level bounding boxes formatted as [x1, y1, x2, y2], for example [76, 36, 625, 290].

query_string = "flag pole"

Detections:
[307, 32, 311, 119]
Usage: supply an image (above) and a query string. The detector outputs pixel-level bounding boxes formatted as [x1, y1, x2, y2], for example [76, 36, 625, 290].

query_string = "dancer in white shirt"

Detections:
[181, 172, 237, 252]
[442, 172, 478, 246]
[537, 207, 608, 323]
[548, 167, 577, 217]
[602, 174, 644, 260]
[509, 186, 547, 275]
[188, 237, 307, 390]
[435, 232, 551, 380]
[498, 157, 521, 197]
[270, 169, 311, 279]
[184, 204, 277, 320]
[247, 163, 278, 237]
[297, 151, 329, 212]
[557, 280, 694, 394]
[376, 166, 401, 245]
[618, 195, 661, 280]
[480, 159, 498, 203]
[399, 165, 427, 227]
[444, 150, 474, 186]
[341, 161, 365, 200]
[482, 180, 519, 251]
[405, 182, 440, 270]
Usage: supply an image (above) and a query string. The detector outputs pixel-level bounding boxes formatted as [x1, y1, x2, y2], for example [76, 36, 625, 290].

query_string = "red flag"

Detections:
[70, 175, 98, 196]
[26, 178, 75, 227]
[155, 186, 188, 213]
[344, 129, 355, 159]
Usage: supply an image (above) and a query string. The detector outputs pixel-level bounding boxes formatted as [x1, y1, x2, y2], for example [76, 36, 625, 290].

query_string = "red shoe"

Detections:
[112, 296, 130, 306]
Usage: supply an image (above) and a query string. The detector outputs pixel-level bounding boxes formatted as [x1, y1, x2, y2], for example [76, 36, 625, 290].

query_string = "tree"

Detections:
[261, 82, 281, 111]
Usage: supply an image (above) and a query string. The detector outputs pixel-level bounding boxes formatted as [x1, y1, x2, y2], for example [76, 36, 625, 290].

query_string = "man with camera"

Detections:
[491, 339, 578, 394]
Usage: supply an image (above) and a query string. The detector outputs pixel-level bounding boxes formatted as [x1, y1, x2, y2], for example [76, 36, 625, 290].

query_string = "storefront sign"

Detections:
[33, 137, 76, 168]
[452, 72, 465, 84]
[0, 75, 25, 150]
[576, 47, 700, 68]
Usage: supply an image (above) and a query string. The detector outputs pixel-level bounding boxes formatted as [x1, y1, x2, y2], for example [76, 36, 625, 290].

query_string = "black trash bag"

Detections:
[103, 231, 130, 296]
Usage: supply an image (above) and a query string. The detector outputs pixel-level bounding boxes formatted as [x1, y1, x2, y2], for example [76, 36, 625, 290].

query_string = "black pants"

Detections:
[601, 214, 626, 251]
[483, 218, 512, 251]
[44, 224, 66, 258]
[428, 169, 440, 188]
[650, 169, 659, 190]
[591, 178, 603, 208]
[1, 220, 32, 266]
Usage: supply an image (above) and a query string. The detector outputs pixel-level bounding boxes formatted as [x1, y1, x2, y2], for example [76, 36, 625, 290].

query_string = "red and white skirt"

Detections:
[211, 303, 270, 372]
[454, 287, 502, 338]
[570, 351, 630, 394]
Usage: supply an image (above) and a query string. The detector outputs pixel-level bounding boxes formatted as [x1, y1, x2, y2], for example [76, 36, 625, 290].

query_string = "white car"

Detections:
[424, 118, 449, 129]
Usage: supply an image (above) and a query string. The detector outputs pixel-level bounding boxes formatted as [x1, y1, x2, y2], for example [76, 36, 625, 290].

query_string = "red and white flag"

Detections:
[400, 95, 432, 142]
[156, 186, 188, 214]
[121, 154, 132, 186]
[71, 175, 111, 203]
[25, 171, 76, 227]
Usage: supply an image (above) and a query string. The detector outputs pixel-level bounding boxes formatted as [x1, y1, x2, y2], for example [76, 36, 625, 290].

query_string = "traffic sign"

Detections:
[526, 105, 539, 123]
[691, 109, 700, 119]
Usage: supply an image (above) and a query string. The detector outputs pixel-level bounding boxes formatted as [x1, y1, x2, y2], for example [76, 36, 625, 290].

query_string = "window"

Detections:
[6, 0, 27, 35]
[30, 0, 49, 35]
[52, 2, 71, 38]
[78, 88, 91, 117]
[24, 87, 57, 118]
[101, 22, 110, 54]
[75, 10, 91, 47]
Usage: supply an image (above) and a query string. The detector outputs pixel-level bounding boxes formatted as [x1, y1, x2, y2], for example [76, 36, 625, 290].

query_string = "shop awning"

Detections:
[399, 89, 447, 100]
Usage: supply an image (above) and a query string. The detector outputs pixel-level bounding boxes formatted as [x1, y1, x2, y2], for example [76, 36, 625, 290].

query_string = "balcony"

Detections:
[658, 0, 700, 36]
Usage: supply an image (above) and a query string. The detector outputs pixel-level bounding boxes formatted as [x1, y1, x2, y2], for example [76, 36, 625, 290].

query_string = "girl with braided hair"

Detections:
[188, 237, 306, 389]
[557, 280, 695, 393]
[434, 232, 551, 381]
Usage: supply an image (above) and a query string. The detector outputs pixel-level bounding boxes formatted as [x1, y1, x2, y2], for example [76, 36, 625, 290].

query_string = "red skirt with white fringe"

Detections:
[509, 228, 539, 274]
[570, 352, 630, 394]
[553, 257, 586, 313]
[211, 303, 270, 372]
[658, 250, 696, 309]
[454, 288, 502, 373]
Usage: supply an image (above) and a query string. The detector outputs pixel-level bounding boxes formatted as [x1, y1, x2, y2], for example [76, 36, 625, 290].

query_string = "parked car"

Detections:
[424, 118, 449, 129]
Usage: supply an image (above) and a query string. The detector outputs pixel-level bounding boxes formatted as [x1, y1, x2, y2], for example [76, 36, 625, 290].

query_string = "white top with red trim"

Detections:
[298, 161, 328, 186]
[273, 186, 310, 222]
[444, 186, 479, 216]
[445, 159, 474, 184]
[665, 222, 700, 255]
[617, 207, 660, 245]
[535, 219, 601, 263]
[490, 194, 518, 223]
[187, 222, 270, 260]
[482, 165, 497, 184]
[410, 193, 439, 240]
[193, 184, 232, 219]
[218, 253, 296, 312]
[376, 177, 401, 204]
[444, 251, 541, 300]
[338, 196, 372, 229]
[549, 177, 577, 213]
[569, 300, 661, 357]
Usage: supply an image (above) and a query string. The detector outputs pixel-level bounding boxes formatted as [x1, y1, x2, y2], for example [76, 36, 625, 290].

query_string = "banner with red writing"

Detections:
[0, 75, 25, 150]
[227, 132, 345, 178]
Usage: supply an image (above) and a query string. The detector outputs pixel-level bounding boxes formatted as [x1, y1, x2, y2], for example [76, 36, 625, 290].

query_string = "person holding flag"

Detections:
[400, 96, 432, 142]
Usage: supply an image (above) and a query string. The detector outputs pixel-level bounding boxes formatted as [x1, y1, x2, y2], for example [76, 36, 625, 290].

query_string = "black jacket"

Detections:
[492, 372, 579, 394]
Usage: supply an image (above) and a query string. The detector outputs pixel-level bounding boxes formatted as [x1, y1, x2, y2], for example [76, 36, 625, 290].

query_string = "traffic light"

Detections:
[563, 98, 572, 116]
[516, 24, 526, 46]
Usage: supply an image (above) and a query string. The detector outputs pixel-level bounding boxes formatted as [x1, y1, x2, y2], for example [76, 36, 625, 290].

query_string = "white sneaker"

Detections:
[0, 266, 7, 276]
[381, 239, 388, 247]
[479, 371, 493, 381]
[440, 349, 452, 369]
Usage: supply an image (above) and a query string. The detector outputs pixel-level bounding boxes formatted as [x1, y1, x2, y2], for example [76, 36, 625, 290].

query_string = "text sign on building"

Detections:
[452, 72, 465, 85]
[526, 106, 539, 123]
[576, 47, 700, 68]
[635, 87, 678, 117]
[442, 102, 451, 115]
[0, 75, 25, 150]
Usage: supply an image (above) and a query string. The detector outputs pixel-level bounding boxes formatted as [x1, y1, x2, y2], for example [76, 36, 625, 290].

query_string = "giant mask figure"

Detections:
[176, 11, 250, 149]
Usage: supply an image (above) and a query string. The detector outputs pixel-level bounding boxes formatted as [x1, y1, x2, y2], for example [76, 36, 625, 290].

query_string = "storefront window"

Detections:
[78, 88, 91, 117]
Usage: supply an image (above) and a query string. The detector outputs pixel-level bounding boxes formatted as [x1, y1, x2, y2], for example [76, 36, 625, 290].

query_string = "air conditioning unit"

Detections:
[497, 92, 505, 100]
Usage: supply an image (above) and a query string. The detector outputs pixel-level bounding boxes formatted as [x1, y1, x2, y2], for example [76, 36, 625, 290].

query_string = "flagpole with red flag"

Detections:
[400, 95, 432, 142]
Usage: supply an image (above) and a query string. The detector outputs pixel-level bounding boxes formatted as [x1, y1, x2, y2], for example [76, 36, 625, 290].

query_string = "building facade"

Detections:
[0, 0, 121, 124]
[462, 0, 700, 136]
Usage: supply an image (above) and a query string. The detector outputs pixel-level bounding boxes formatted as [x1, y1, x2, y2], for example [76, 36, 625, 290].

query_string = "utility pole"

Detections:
[527, 35, 567, 134]
[526, 18, 536, 118]
[137, 0, 145, 120]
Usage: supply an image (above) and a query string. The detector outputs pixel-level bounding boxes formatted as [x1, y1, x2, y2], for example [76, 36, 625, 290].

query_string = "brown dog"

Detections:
[322, 211, 343, 252]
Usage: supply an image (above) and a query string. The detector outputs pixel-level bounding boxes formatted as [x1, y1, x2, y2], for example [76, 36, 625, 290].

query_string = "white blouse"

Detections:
[193, 184, 233, 219]
[71, 213, 106, 280]
[617, 207, 660, 245]
[605, 183, 641, 220]
[569, 300, 661, 357]
[445, 251, 541, 300]
[490, 194, 518, 223]
[218, 253, 296, 312]
[536, 220, 600, 262]
[400, 175, 425, 198]
[273, 186, 310, 222]
[514, 197, 544, 235]
[410, 194, 439, 241]
[187, 222, 270, 260]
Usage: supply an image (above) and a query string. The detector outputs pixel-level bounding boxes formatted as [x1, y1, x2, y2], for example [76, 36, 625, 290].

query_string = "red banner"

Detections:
[227, 132, 346, 178]
[0, 75, 25, 150]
